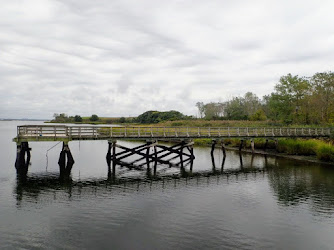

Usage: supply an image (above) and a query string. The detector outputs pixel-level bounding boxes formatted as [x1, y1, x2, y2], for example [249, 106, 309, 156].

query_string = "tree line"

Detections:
[196, 71, 334, 124]
[51, 111, 189, 124]
[52, 113, 99, 123]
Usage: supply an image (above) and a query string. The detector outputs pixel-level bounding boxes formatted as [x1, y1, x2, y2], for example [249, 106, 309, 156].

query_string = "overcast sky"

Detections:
[1, 0, 333, 119]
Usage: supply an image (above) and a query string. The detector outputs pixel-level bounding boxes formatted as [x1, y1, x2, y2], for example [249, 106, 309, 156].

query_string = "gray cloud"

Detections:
[1, 0, 334, 119]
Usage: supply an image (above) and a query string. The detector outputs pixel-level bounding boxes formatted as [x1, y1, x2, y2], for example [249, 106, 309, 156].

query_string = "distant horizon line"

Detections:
[0, 118, 48, 121]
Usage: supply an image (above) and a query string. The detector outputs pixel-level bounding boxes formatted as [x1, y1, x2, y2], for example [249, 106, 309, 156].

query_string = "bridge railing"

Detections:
[16, 125, 332, 140]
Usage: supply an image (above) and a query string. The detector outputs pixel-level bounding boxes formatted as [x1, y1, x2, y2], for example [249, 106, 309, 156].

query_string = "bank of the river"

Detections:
[195, 138, 334, 164]
[46, 118, 333, 128]
[228, 146, 334, 166]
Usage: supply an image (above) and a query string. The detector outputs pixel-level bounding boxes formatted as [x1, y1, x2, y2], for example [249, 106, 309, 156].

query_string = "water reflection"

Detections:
[267, 160, 334, 213]
[14, 152, 334, 217]
[14, 153, 269, 207]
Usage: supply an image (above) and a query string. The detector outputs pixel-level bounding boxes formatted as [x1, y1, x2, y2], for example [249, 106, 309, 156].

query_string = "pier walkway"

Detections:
[14, 125, 332, 142]
[13, 125, 332, 178]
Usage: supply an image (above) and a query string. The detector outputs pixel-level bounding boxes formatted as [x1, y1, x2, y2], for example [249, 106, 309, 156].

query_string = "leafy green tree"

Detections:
[136, 110, 185, 123]
[249, 109, 267, 121]
[90, 114, 99, 121]
[243, 92, 261, 118]
[267, 74, 311, 123]
[203, 102, 225, 120]
[53, 113, 69, 122]
[224, 97, 247, 120]
[74, 115, 83, 122]
[196, 102, 205, 118]
[311, 72, 334, 123]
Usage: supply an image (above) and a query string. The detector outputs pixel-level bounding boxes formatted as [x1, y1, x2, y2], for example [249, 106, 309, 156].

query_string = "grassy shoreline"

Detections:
[45, 119, 333, 128]
[194, 138, 334, 163]
[45, 120, 334, 163]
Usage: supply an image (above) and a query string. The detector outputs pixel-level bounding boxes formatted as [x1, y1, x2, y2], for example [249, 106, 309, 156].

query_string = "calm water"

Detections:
[1, 121, 334, 249]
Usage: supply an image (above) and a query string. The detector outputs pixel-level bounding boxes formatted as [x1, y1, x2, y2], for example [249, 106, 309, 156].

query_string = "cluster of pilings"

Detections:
[15, 141, 74, 180]
[211, 138, 278, 155]
[15, 138, 279, 180]
[106, 140, 195, 179]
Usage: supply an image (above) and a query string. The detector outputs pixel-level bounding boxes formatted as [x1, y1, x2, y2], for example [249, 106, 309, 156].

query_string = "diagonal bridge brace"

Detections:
[110, 141, 195, 168]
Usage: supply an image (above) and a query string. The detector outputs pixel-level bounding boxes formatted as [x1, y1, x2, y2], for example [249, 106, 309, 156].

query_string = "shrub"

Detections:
[316, 144, 334, 162]
[90, 114, 99, 121]
[74, 115, 83, 122]
[277, 139, 318, 155]
[249, 109, 267, 121]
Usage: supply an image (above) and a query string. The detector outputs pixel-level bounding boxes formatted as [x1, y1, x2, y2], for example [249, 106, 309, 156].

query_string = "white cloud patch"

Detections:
[0, 0, 334, 118]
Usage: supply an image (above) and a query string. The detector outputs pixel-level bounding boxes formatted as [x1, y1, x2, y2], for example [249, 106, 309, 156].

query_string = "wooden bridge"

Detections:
[13, 125, 332, 179]
[14, 125, 332, 142]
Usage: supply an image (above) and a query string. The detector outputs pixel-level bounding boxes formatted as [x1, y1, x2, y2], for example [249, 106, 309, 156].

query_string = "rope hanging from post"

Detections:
[46, 141, 62, 169]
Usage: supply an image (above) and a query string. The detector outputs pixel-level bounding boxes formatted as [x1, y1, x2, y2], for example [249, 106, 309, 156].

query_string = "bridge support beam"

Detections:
[15, 142, 31, 177]
[264, 139, 269, 152]
[188, 144, 194, 171]
[239, 152, 243, 168]
[221, 140, 226, 157]
[251, 139, 255, 154]
[274, 139, 279, 152]
[107, 140, 195, 172]
[211, 140, 216, 156]
[106, 140, 117, 180]
[239, 139, 244, 152]
[58, 142, 74, 179]
[210, 147, 227, 174]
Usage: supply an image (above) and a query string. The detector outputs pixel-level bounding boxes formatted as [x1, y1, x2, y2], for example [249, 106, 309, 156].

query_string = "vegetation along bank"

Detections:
[194, 138, 334, 164]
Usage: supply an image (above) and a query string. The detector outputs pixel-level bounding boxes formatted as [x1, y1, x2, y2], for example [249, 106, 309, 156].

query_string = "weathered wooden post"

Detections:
[221, 139, 226, 157]
[153, 144, 157, 176]
[221, 155, 226, 173]
[239, 139, 244, 152]
[211, 140, 216, 156]
[58, 143, 66, 175]
[65, 144, 74, 174]
[58, 141, 74, 179]
[112, 141, 117, 174]
[189, 143, 194, 171]
[180, 141, 184, 168]
[106, 141, 112, 179]
[239, 153, 243, 168]
[15, 142, 31, 177]
[264, 139, 269, 151]
[274, 139, 279, 152]
[264, 155, 268, 168]
[251, 139, 255, 154]
[146, 141, 152, 168]
[211, 151, 216, 172]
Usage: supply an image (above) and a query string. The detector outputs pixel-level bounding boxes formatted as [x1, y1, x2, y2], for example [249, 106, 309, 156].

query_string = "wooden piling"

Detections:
[264, 139, 269, 151]
[106, 141, 112, 179]
[274, 139, 279, 152]
[58, 143, 66, 175]
[58, 142, 74, 178]
[112, 141, 116, 173]
[221, 156, 226, 173]
[211, 140, 216, 156]
[15, 142, 31, 177]
[239, 153, 243, 167]
[221, 140, 226, 157]
[239, 139, 244, 152]
[180, 141, 184, 168]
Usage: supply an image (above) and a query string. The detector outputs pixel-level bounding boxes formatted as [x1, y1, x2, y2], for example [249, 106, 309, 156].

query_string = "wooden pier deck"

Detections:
[13, 125, 332, 142]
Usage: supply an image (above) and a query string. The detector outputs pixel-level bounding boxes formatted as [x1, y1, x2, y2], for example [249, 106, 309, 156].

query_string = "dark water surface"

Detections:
[1, 121, 334, 249]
